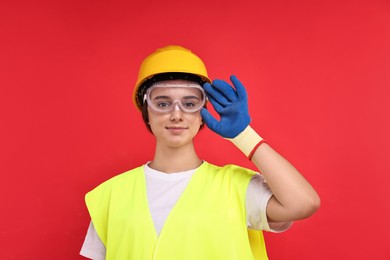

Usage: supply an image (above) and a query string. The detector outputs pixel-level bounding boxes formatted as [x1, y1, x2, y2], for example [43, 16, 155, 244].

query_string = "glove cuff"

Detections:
[227, 125, 264, 159]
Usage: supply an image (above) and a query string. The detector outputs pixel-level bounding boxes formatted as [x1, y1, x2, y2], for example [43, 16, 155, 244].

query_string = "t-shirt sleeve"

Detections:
[246, 173, 293, 232]
[80, 221, 106, 260]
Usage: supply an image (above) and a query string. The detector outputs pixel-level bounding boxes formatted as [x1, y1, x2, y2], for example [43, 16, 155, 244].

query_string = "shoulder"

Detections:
[86, 165, 144, 197]
[203, 162, 257, 181]
[205, 162, 255, 174]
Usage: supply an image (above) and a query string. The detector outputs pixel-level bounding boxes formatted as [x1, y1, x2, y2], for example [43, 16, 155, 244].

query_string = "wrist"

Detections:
[227, 125, 265, 159]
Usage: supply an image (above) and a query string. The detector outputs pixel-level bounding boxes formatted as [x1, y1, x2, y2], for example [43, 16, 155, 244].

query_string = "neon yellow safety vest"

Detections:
[85, 162, 268, 260]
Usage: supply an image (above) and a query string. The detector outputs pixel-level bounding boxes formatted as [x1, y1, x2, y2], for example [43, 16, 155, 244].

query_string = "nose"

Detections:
[170, 103, 183, 121]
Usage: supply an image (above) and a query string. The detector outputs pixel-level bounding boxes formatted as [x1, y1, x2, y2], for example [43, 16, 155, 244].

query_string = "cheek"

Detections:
[147, 108, 161, 132]
[197, 116, 203, 126]
[147, 109, 177, 128]
[148, 115, 162, 127]
[189, 114, 203, 128]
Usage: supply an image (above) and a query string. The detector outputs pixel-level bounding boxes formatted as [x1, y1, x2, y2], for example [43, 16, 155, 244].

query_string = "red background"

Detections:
[1, 0, 389, 259]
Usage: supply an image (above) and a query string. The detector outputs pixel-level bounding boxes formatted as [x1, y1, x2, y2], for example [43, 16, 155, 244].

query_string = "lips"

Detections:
[166, 126, 188, 130]
[166, 126, 188, 134]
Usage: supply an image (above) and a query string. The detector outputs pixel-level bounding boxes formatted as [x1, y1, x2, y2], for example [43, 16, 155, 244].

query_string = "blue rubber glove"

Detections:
[201, 75, 251, 138]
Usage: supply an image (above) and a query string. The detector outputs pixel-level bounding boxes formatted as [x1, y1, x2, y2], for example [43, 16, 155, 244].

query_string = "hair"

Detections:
[141, 101, 152, 133]
[139, 72, 207, 133]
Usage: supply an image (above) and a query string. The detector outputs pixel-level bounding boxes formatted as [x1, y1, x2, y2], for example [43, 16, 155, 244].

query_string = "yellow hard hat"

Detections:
[133, 45, 211, 110]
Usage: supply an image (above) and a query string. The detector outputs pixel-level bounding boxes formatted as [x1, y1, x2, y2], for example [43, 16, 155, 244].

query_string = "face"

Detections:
[146, 80, 204, 148]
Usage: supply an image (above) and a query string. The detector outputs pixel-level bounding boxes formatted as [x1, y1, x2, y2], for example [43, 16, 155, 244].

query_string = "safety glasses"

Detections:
[144, 83, 206, 113]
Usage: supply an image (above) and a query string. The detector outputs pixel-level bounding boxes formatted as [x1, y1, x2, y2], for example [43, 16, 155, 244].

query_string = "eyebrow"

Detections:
[153, 95, 201, 100]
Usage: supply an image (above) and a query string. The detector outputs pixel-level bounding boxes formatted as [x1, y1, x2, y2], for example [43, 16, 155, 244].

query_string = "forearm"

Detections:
[251, 142, 320, 222]
[200, 75, 320, 222]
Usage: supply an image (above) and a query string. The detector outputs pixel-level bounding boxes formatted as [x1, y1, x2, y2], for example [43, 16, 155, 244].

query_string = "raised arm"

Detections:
[201, 75, 320, 222]
[250, 142, 320, 222]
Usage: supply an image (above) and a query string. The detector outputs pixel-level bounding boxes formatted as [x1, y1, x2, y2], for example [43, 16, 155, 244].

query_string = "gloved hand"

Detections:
[201, 75, 265, 159]
[200, 75, 251, 138]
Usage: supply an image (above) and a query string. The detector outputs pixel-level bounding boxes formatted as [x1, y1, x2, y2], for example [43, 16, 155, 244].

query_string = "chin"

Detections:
[163, 135, 195, 148]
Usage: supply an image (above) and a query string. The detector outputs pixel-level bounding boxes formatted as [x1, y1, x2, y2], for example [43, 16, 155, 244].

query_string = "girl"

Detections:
[80, 45, 320, 260]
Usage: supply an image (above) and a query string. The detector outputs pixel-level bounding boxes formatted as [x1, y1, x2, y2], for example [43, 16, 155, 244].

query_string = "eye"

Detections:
[156, 101, 171, 108]
[183, 101, 196, 107]
[182, 97, 201, 108]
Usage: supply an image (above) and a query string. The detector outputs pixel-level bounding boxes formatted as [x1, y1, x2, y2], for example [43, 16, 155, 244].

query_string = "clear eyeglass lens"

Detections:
[145, 84, 205, 113]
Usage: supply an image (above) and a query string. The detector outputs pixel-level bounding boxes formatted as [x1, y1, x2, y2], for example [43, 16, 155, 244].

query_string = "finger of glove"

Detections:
[200, 108, 221, 133]
[212, 79, 238, 103]
[204, 82, 236, 107]
[206, 94, 225, 114]
[230, 75, 248, 102]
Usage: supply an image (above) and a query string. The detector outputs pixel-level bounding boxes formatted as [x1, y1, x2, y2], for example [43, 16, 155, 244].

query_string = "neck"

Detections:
[149, 141, 202, 173]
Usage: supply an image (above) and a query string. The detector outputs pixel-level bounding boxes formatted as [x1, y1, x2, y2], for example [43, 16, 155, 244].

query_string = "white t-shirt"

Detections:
[80, 163, 292, 259]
